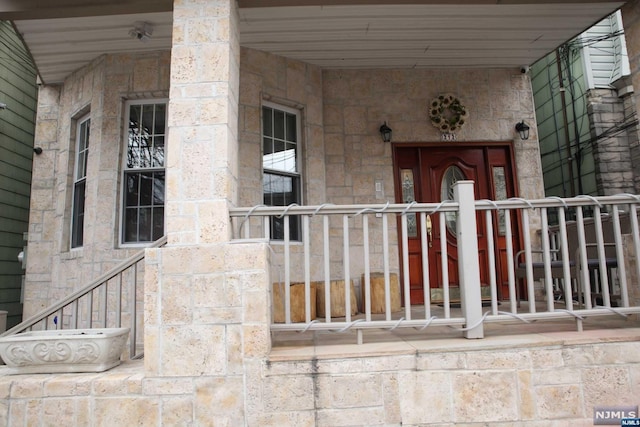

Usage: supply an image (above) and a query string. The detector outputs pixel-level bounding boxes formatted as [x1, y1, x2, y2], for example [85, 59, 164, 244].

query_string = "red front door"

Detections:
[394, 143, 520, 304]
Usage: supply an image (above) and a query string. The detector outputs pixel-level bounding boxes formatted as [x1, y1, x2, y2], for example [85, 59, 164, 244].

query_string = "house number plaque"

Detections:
[441, 132, 457, 142]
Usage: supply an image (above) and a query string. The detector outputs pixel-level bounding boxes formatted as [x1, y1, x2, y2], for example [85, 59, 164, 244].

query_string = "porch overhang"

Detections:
[0, 0, 626, 84]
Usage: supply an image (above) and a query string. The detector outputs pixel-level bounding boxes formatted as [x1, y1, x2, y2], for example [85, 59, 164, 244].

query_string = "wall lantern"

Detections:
[515, 120, 530, 140]
[379, 122, 392, 143]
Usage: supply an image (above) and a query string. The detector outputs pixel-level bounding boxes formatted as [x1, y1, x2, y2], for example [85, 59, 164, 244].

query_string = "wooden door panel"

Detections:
[393, 143, 520, 305]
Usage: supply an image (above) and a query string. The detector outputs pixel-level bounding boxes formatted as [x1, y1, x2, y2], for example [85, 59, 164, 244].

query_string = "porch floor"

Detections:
[271, 300, 640, 360]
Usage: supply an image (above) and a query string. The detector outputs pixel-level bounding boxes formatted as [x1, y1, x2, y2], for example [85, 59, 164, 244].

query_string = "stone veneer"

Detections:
[587, 88, 637, 195]
[2, 329, 640, 426]
[238, 48, 545, 284]
[25, 51, 171, 320]
[10, 0, 640, 425]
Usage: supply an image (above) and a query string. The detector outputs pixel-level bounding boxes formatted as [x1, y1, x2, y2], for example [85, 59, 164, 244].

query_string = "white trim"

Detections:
[614, 10, 630, 77]
[118, 98, 168, 247]
[579, 31, 595, 90]
[261, 100, 303, 189]
[261, 100, 304, 241]
[70, 113, 90, 249]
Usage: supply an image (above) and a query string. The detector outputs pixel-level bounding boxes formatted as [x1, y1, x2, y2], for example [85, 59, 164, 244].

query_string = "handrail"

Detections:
[232, 192, 640, 342]
[1, 236, 167, 337]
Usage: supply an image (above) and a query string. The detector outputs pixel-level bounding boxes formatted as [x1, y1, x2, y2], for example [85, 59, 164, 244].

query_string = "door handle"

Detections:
[426, 214, 433, 247]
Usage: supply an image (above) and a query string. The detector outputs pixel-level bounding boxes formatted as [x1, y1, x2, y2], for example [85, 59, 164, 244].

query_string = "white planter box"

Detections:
[0, 328, 130, 374]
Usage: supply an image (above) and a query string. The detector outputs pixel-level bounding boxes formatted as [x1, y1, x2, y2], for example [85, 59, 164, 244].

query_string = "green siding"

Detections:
[0, 21, 37, 329]
[531, 45, 597, 198]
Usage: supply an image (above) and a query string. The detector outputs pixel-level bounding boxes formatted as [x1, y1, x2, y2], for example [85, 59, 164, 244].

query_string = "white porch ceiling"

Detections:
[1, 1, 625, 85]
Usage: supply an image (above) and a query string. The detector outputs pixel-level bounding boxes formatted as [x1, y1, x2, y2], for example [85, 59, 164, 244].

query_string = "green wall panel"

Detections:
[0, 21, 37, 329]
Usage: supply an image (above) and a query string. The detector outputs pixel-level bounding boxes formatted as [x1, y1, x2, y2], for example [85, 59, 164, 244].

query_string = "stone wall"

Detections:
[322, 68, 544, 202]
[25, 52, 170, 318]
[2, 331, 639, 426]
[237, 55, 545, 285]
[587, 88, 636, 196]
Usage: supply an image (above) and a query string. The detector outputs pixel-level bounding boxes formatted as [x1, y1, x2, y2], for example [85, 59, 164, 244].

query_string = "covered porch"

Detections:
[2, 0, 640, 425]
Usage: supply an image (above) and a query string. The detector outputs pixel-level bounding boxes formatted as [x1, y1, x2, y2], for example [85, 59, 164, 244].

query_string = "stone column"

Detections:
[144, 1, 271, 424]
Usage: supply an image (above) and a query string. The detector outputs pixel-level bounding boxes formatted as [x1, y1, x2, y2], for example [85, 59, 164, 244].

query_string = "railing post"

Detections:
[454, 181, 484, 339]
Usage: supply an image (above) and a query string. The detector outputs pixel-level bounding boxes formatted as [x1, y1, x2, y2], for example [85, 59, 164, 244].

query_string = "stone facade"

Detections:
[25, 51, 171, 319]
[587, 87, 638, 195]
[6, 0, 640, 426]
[2, 331, 640, 426]
[238, 48, 545, 285]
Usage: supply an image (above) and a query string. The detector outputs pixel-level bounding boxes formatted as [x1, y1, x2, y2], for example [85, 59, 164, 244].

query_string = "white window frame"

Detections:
[71, 114, 90, 249]
[119, 99, 168, 247]
[261, 101, 303, 242]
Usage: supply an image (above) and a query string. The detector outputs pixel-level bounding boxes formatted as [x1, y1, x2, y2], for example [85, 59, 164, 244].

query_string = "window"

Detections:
[121, 100, 166, 244]
[71, 115, 90, 248]
[262, 103, 301, 240]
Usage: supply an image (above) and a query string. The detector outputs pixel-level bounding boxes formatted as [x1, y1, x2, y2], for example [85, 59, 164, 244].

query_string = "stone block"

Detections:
[316, 374, 383, 409]
[592, 342, 640, 364]
[94, 397, 159, 426]
[582, 366, 634, 409]
[518, 370, 535, 420]
[142, 378, 193, 395]
[263, 375, 315, 412]
[160, 276, 193, 325]
[42, 398, 75, 425]
[251, 411, 316, 427]
[452, 371, 518, 423]
[465, 349, 531, 370]
[316, 407, 387, 427]
[161, 396, 194, 425]
[0, 401, 6, 427]
[93, 373, 136, 396]
[161, 325, 226, 376]
[398, 371, 453, 424]
[533, 368, 582, 386]
[194, 377, 244, 426]
[10, 377, 44, 398]
[535, 385, 582, 419]
[417, 352, 466, 370]
[562, 346, 595, 366]
[8, 400, 26, 425]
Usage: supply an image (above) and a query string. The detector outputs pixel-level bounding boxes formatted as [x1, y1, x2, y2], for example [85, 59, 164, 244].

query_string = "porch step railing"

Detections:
[230, 182, 640, 342]
[1, 236, 167, 359]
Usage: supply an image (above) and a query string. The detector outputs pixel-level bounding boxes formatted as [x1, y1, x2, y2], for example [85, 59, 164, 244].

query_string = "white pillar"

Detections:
[454, 180, 484, 339]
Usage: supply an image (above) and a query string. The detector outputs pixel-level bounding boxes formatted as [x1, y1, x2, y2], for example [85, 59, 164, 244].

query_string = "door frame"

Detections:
[391, 141, 522, 303]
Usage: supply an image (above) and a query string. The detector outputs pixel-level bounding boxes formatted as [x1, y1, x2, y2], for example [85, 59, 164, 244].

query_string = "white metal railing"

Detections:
[1, 236, 167, 359]
[230, 182, 640, 342]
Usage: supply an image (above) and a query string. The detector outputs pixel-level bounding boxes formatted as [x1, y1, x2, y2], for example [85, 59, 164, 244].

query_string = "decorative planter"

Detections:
[0, 328, 130, 374]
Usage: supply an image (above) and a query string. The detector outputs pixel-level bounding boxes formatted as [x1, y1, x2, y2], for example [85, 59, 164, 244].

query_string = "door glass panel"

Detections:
[441, 165, 465, 235]
[493, 166, 507, 235]
[400, 169, 417, 237]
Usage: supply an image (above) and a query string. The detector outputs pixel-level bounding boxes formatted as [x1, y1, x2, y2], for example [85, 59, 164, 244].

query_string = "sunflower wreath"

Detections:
[429, 94, 468, 133]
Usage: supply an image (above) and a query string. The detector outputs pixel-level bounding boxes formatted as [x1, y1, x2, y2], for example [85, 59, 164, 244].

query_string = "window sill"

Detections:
[61, 248, 83, 260]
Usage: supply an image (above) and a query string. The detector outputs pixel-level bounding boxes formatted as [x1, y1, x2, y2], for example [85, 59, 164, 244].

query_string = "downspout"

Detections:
[555, 48, 577, 197]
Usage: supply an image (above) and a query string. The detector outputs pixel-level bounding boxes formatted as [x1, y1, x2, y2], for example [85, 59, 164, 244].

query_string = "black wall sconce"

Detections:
[515, 120, 530, 140]
[379, 122, 392, 143]
[33, 147, 43, 155]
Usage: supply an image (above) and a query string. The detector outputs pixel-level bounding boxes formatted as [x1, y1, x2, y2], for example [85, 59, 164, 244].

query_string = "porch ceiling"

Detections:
[0, 0, 625, 85]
